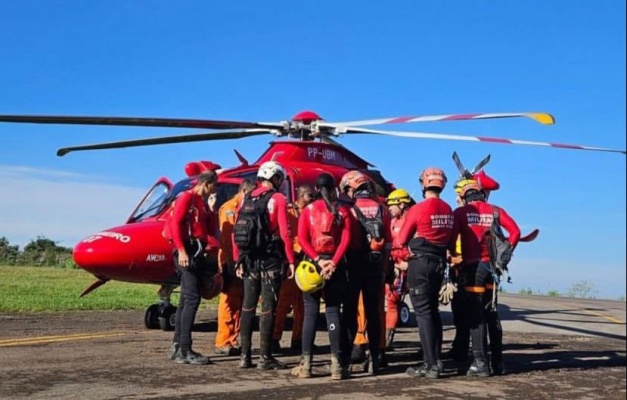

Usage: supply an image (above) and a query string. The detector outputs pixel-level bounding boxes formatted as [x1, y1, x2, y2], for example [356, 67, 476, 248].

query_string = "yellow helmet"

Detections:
[387, 188, 411, 205]
[295, 260, 325, 294]
[454, 179, 478, 195]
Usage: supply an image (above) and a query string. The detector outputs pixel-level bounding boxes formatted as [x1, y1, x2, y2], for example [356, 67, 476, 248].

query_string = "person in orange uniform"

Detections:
[214, 179, 255, 356]
[350, 295, 370, 363]
[272, 185, 314, 353]
[385, 188, 414, 350]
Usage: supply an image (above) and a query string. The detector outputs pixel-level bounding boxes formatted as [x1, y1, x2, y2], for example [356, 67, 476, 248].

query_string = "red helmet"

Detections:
[419, 167, 447, 190]
[200, 272, 223, 300]
[339, 170, 369, 192]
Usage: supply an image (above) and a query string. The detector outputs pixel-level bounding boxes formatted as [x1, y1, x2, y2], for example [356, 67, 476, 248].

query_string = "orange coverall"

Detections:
[272, 204, 304, 344]
[214, 193, 244, 349]
[353, 291, 386, 350]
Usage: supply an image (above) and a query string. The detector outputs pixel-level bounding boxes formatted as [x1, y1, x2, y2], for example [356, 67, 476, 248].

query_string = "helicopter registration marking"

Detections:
[307, 147, 337, 161]
[146, 254, 166, 262]
[82, 231, 131, 243]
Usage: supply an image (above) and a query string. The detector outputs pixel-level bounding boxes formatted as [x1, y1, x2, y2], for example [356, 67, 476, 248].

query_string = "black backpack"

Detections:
[233, 190, 275, 255]
[353, 204, 385, 252]
[487, 207, 514, 280]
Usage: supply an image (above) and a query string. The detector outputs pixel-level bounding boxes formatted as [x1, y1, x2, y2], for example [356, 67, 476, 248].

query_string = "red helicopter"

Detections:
[0, 110, 623, 330]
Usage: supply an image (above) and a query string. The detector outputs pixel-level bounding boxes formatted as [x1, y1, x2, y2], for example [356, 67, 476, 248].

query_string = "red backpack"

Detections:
[309, 203, 338, 255]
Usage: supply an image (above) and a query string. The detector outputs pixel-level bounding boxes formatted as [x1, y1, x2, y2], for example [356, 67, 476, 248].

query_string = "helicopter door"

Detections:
[126, 177, 173, 224]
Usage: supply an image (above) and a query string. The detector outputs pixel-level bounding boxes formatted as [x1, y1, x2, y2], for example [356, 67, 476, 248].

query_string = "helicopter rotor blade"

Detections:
[324, 112, 555, 128]
[0, 114, 284, 131]
[344, 127, 626, 155]
[57, 129, 272, 157]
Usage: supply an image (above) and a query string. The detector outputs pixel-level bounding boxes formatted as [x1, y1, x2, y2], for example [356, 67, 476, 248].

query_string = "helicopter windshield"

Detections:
[128, 179, 192, 223]
[128, 178, 241, 223]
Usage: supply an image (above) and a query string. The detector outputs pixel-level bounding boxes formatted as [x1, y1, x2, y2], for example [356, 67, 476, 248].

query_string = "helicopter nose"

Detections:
[72, 229, 136, 279]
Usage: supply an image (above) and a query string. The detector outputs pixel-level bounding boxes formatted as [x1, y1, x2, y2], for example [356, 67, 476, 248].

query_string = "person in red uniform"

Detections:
[339, 170, 392, 376]
[451, 179, 520, 376]
[167, 171, 219, 365]
[385, 188, 415, 350]
[396, 167, 456, 379]
[234, 161, 296, 371]
[291, 172, 352, 380]
[272, 185, 314, 353]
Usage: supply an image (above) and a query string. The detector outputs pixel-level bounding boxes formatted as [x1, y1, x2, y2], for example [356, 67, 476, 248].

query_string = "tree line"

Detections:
[0, 236, 74, 268]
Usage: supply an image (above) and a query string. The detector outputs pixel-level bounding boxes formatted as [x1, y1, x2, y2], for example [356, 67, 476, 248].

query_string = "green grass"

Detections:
[0, 266, 216, 312]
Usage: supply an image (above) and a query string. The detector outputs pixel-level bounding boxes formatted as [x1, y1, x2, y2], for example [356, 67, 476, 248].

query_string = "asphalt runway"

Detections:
[0, 294, 625, 400]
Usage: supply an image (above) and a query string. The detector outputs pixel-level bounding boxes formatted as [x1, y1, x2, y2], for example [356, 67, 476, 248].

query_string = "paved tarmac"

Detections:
[0, 293, 624, 400]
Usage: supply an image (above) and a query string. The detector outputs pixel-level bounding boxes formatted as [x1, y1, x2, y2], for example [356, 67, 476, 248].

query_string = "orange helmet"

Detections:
[419, 167, 447, 190]
[457, 179, 483, 199]
[339, 170, 369, 192]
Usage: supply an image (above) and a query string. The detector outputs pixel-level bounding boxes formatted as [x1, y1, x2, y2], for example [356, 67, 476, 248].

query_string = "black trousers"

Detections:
[172, 241, 208, 353]
[342, 252, 384, 361]
[301, 264, 347, 357]
[450, 263, 490, 361]
[407, 254, 445, 367]
[480, 262, 503, 364]
[239, 257, 283, 358]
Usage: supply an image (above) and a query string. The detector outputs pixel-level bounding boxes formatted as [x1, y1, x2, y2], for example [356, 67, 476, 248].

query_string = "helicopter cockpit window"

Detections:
[129, 178, 241, 223]
[129, 178, 194, 223]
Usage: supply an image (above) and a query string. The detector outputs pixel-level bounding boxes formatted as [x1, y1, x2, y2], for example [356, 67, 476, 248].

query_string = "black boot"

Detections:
[467, 359, 490, 377]
[239, 351, 252, 369]
[351, 344, 367, 364]
[406, 363, 440, 379]
[167, 342, 179, 360]
[257, 355, 287, 370]
[385, 329, 395, 351]
[378, 351, 388, 368]
[174, 349, 211, 365]
[491, 358, 506, 376]
[363, 354, 380, 376]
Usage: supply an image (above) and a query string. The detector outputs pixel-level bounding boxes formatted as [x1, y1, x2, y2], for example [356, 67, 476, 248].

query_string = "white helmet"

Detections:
[257, 161, 286, 181]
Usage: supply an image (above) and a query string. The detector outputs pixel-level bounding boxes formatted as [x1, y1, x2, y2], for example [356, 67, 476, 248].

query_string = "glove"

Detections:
[438, 281, 458, 305]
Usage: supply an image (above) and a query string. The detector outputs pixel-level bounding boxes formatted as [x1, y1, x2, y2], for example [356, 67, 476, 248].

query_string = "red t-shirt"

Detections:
[451, 200, 520, 262]
[171, 190, 218, 251]
[395, 197, 455, 249]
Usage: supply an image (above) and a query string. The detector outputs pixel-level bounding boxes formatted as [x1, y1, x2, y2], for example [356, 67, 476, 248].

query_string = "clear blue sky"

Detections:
[0, 1, 625, 299]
